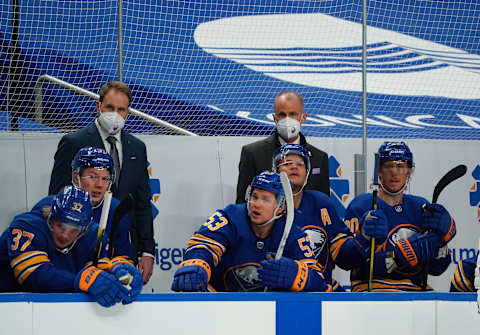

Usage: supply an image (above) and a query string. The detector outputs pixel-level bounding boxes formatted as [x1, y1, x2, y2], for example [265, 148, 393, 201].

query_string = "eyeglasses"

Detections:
[81, 174, 112, 184]
[278, 158, 305, 168]
[381, 162, 410, 174]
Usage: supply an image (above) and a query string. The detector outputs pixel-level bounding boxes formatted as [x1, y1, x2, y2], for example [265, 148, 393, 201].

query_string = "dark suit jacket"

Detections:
[236, 131, 330, 204]
[48, 122, 155, 257]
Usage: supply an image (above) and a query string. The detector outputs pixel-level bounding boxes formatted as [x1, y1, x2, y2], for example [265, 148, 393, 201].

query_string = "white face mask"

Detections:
[98, 111, 125, 135]
[276, 117, 301, 140]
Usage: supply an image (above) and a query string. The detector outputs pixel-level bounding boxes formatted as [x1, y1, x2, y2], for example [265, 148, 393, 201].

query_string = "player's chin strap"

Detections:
[92, 196, 105, 210]
[292, 175, 308, 198]
[247, 200, 285, 228]
[379, 175, 410, 196]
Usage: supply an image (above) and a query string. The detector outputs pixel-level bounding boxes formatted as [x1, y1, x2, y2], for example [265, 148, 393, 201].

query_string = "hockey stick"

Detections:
[432, 165, 467, 204]
[421, 164, 467, 290]
[264, 171, 294, 292]
[275, 171, 295, 260]
[368, 153, 380, 292]
[108, 193, 135, 258]
[93, 191, 112, 266]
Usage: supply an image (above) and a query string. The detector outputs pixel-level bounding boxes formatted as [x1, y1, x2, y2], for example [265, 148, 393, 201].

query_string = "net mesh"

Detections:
[1, 0, 479, 138]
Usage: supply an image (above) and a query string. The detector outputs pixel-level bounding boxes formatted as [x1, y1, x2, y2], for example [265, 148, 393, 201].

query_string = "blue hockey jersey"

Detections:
[0, 208, 98, 292]
[450, 255, 477, 292]
[31, 195, 132, 259]
[183, 203, 328, 292]
[0, 195, 132, 292]
[295, 190, 368, 290]
[345, 193, 452, 292]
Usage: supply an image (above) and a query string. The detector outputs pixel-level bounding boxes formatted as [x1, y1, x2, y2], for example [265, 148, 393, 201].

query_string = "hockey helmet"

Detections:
[378, 141, 413, 168]
[50, 186, 93, 231]
[246, 170, 286, 207]
[72, 146, 114, 181]
[272, 143, 311, 175]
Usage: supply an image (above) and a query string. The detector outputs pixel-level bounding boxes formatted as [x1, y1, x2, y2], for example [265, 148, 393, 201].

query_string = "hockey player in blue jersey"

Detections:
[171, 170, 331, 292]
[31, 147, 142, 297]
[33, 147, 134, 260]
[0, 186, 140, 306]
[272, 144, 388, 291]
[345, 141, 455, 291]
[450, 255, 478, 292]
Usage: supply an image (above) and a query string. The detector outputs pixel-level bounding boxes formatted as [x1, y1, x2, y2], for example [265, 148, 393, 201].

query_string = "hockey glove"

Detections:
[171, 259, 211, 292]
[361, 210, 388, 242]
[352, 210, 388, 258]
[259, 257, 310, 291]
[393, 233, 441, 269]
[75, 266, 129, 307]
[111, 263, 143, 304]
[422, 203, 456, 243]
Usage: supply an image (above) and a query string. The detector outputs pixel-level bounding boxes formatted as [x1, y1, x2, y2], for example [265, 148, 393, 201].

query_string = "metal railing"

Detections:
[34, 74, 197, 136]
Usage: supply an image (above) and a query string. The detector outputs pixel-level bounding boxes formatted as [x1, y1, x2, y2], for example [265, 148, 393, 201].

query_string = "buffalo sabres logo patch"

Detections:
[226, 265, 263, 292]
[304, 228, 327, 258]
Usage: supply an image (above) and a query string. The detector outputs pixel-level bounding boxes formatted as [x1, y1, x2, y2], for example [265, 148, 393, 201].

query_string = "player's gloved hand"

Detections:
[422, 203, 456, 243]
[259, 257, 305, 291]
[361, 209, 388, 242]
[393, 233, 441, 269]
[171, 259, 211, 292]
[111, 263, 143, 304]
[75, 265, 129, 307]
[352, 210, 388, 258]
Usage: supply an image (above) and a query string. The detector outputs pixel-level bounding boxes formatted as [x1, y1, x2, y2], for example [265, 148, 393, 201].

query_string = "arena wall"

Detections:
[0, 292, 478, 335]
[0, 133, 478, 292]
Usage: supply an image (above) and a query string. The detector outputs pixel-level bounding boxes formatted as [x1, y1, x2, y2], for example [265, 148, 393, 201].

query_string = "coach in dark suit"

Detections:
[236, 91, 330, 204]
[49, 81, 155, 284]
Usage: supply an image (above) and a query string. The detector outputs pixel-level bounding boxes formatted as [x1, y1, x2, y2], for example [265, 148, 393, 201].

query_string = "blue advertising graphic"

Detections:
[148, 162, 161, 220]
[0, 1, 479, 138]
[329, 156, 350, 219]
[469, 165, 480, 224]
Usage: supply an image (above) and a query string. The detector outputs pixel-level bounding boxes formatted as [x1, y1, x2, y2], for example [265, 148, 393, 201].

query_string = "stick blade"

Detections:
[432, 164, 467, 203]
[108, 193, 135, 258]
[275, 171, 294, 260]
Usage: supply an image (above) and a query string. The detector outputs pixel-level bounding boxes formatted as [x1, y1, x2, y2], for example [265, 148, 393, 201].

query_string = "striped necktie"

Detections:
[106, 136, 120, 187]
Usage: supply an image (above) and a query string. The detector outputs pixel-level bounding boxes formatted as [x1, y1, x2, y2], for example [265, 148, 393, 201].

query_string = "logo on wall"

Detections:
[194, 13, 480, 99]
[148, 162, 161, 220]
[329, 156, 349, 219]
[469, 165, 480, 223]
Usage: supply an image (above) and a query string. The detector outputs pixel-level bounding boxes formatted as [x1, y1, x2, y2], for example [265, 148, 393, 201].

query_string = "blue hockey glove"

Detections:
[259, 257, 306, 291]
[75, 266, 129, 307]
[422, 203, 456, 243]
[352, 210, 388, 258]
[171, 259, 211, 292]
[111, 263, 143, 304]
[393, 233, 441, 269]
[361, 209, 388, 242]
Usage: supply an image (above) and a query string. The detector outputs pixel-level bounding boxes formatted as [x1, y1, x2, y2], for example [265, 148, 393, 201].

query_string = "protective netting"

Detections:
[1, 0, 479, 138]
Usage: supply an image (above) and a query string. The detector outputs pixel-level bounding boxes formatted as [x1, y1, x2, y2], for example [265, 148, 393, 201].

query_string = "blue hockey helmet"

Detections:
[378, 141, 413, 168]
[246, 170, 286, 206]
[50, 186, 93, 230]
[71, 146, 114, 180]
[272, 144, 311, 175]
